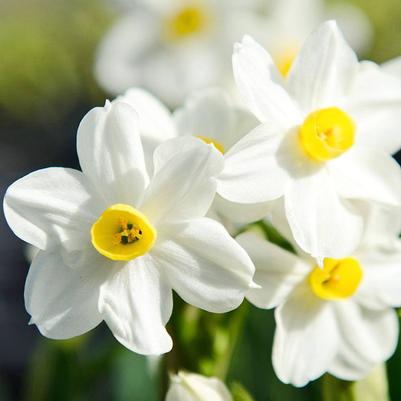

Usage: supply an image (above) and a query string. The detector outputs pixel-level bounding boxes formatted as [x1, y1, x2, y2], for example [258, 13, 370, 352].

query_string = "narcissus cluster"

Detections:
[5, 17, 401, 395]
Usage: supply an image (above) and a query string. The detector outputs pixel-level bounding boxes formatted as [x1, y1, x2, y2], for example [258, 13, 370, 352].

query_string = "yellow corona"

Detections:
[309, 257, 363, 301]
[299, 107, 355, 161]
[91, 204, 157, 261]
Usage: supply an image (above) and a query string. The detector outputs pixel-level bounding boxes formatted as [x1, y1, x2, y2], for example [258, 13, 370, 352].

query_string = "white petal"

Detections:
[174, 88, 235, 148]
[218, 123, 291, 203]
[25, 249, 108, 339]
[285, 168, 363, 259]
[117, 87, 177, 144]
[142, 141, 223, 225]
[382, 55, 401, 77]
[3, 168, 103, 251]
[77, 101, 148, 205]
[152, 218, 255, 313]
[99, 255, 173, 355]
[273, 285, 339, 387]
[94, 12, 159, 95]
[117, 88, 177, 175]
[142, 43, 221, 107]
[167, 372, 232, 401]
[212, 195, 273, 225]
[359, 203, 401, 248]
[331, 148, 401, 207]
[237, 232, 309, 309]
[288, 20, 358, 112]
[354, 245, 401, 310]
[233, 35, 300, 125]
[347, 61, 401, 155]
[328, 302, 398, 381]
[268, 0, 323, 39]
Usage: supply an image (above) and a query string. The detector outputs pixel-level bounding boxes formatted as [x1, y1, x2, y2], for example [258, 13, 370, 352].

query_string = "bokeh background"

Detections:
[1, 0, 401, 400]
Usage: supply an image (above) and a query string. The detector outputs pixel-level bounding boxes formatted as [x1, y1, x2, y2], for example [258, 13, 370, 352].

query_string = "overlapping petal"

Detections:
[285, 167, 363, 259]
[218, 123, 291, 203]
[142, 141, 223, 224]
[152, 218, 254, 313]
[99, 254, 173, 355]
[237, 232, 309, 309]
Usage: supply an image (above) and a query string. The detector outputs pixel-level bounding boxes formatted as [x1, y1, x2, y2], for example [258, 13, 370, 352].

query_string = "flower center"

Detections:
[197, 135, 225, 154]
[309, 257, 363, 300]
[165, 6, 208, 40]
[299, 107, 355, 162]
[91, 204, 156, 261]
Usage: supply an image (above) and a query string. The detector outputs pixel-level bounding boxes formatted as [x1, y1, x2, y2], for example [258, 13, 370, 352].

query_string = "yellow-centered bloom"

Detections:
[309, 257, 363, 300]
[91, 204, 157, 261]
[165, 6, 208, 41]
[197, 135, 225, 154]
[299, 107, 355, 162]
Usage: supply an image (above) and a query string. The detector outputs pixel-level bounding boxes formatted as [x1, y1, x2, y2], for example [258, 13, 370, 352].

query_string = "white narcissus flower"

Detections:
[220, 21, 401, 260]
[118, 87, 271, 225]
[261, 0, 372, 78]
[3, 100, 255, 355]
[237, 204, 401, 387]
[95, 0, 267, 106]
[166, 371, 232, 401]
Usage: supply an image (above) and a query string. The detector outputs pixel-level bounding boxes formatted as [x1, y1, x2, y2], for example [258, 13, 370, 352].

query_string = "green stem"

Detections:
[213, 302, 250, 380]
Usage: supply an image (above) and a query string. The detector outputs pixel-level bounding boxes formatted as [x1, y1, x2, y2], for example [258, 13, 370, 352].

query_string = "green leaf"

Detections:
[230, 382, 256, 401]
[112, 349, 160, 401]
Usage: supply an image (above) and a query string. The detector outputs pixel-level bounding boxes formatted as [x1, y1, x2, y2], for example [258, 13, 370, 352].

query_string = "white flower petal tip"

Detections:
[249, 281, 262, 290]
[166, 371, 232, 401]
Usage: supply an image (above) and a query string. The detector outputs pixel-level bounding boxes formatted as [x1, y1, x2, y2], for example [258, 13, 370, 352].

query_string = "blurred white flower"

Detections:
[118, 87, 271, 224]
[95, 0, 267, 106]
[237, 203, 401, 387]
[262, 0, 372, 77]
[166, 371, 232, 401]
[219, 21, 401, 260]
[3, 100, 255, 354]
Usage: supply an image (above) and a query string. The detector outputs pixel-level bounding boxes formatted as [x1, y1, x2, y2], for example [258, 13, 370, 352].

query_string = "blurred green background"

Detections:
[0, 0, 401, 400]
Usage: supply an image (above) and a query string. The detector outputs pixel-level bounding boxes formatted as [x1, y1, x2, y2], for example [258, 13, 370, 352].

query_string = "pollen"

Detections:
[197, 135, 225, 154]
[165, 6, 208, 41]
[299, 107, 355, 162]
[309, 257, 363, 301]
[91, 204, 156, 261]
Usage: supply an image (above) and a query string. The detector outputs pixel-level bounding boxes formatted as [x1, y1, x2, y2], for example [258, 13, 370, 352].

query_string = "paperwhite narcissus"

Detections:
[262, 0, 372, 77]
[3, 100, 256, 354]
[237, 205, 401, 387]
[118, 87, 271, 225]
[166, 372, 232, 401]
[95, 0, 267, 106]
[219, 21, 401, 260]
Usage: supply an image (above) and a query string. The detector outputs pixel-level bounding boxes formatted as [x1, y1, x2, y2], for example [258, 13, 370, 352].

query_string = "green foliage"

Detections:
[231, 382, 256, 401]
